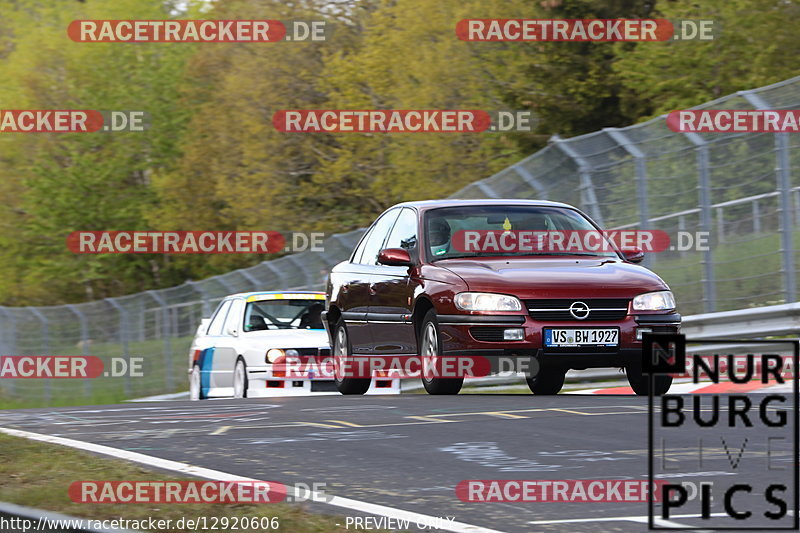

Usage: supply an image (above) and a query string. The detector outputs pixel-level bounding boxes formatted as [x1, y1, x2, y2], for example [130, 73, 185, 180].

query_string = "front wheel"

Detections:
[189, 364, 203, 400]
[420, 309, 463, 395]
[233, 358, 248, 398]
[525, 365, 566, 395]
[626, 361, 672, 396]
[333, 318, 371, 395]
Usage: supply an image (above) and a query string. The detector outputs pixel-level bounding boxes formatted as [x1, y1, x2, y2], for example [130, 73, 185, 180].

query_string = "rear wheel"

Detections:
[420, 309, 463, 395]
[626, 360, 672, 396]
[333, 318, 371, 395]
[233, 358, 248, 398]
[526, 365, 566, 395]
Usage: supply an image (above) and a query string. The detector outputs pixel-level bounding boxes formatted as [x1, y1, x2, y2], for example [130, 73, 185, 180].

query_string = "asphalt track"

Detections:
[1, 389, 797, 533]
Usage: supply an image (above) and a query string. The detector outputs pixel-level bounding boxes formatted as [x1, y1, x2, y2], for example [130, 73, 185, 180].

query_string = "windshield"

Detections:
[424, 205, 618, 261]
[243, 299, 325, 331]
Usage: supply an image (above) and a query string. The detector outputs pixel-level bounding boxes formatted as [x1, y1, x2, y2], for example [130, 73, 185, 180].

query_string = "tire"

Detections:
[332, 317, 371, 395]
[233, 358, 248, 398]
[189, 364, 204, 400]
[526, 365, 566, 395]
[626, 361, 673, 396]
[420, 309, 463, 395]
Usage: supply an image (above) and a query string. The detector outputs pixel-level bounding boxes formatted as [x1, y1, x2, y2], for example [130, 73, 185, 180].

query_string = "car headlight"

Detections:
[285, 349, 299, 357]
[454, 292, 522, 312]
[632, 291, 676, 311]
[266, 349, 284, 363]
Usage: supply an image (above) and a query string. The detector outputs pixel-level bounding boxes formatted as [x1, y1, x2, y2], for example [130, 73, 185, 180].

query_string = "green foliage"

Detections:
[1, 0, 799, 305]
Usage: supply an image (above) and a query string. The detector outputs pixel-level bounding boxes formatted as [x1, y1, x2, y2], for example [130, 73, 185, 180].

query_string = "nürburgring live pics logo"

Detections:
[645, 333, 799, 530]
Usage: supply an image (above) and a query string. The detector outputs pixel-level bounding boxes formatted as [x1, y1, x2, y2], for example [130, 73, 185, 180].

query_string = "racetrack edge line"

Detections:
[0, 426, 504, 533]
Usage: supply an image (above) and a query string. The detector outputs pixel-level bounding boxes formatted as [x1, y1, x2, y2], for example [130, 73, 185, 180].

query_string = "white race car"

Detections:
[188, 291, 399, 399]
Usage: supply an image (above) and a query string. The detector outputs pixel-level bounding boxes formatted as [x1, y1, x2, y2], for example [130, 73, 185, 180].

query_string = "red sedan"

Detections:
[323, 199, 680, 396]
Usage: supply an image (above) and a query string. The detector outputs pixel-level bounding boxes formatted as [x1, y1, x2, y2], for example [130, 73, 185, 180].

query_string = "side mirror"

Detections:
[378, 248, 413, 266]
[621, 247, 645, 264]
[226, 326, 239, 337]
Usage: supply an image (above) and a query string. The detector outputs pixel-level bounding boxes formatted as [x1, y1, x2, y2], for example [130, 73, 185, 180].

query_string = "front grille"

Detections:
[526, 299, 629, 321]
[470, 327, 507, 342]
[293, 347, 324, 356]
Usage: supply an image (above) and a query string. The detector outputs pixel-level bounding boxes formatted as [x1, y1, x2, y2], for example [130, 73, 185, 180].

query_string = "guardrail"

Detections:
[681, 301, 800, 339]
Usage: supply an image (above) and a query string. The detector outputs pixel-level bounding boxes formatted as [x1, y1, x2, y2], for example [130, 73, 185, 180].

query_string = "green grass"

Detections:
[648, 231, 799, 315]
[0, 433, 394, 533]
[0, 336, 192, 409]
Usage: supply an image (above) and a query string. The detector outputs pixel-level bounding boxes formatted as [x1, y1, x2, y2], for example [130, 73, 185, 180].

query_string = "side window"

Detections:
[207, 300, 232, 336]
[357, 209, 401, 265]
[351, 227, 374, 264]
[384, 208, 418, 251]
[226, 299, 244, 334]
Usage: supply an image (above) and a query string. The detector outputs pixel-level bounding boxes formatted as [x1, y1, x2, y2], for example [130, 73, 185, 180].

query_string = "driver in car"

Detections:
[428, 218, 452, 257]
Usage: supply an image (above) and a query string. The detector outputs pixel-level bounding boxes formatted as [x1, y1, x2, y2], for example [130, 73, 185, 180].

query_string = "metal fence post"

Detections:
[775, 132, 797, 302]
[286, 254, 316, 289]
[512, 163, 549, 199]
[0, 308, 16, 396]
[145, 290, 173, 390]
[263, 261, 289, 288]
[66, 305, 92, 397]
[186, 280, 212, 317]
[604, 128, 652, 267]
[551, 135, 605, 226]
[475, 180, 500, 198]
[238, 269, 261, 292]
[742, 90, 797, 302]
[752, 201, 761, 234]
[214, 275, 236, 294]
[105, 298, 131, 396]
[27, 307, 51, 403]
[684, 133, 716, 312]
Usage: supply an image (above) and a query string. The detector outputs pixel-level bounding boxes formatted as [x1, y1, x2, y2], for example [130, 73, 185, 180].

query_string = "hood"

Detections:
[436, 257, 668, 299]
[240, 328, 329, 349]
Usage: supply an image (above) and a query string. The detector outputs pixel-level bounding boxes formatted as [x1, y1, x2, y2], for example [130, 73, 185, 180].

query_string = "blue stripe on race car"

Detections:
[197, 347, 214, 398]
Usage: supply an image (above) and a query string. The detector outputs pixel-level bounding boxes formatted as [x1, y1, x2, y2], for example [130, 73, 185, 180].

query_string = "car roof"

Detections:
[225, 290, 326, 300]
[392, 199, 578, 211]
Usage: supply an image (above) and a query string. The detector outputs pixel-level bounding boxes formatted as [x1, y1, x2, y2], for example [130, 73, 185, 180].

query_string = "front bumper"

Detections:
[437, 312, 680, 370]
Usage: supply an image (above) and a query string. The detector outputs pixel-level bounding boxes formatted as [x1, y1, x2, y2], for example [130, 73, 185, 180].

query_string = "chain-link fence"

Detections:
[454, 78, 799, 316]
[2, 76, 799, 406]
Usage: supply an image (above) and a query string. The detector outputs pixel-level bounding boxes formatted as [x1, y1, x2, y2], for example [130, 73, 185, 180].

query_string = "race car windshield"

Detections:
[243, 299, 325, 331]
[424, 205, 618, 261]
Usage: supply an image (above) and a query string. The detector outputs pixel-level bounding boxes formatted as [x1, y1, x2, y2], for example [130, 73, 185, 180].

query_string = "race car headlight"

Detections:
[454, 292, 522, 312]
[632, 291, 676, 311]
[266, 349, 284, 363]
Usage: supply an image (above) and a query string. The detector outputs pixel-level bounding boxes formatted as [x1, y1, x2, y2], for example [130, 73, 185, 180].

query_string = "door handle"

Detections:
[369, 283, 377, 295]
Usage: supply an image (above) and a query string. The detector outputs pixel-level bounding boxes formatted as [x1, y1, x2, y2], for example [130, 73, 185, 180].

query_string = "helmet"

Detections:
[428, 218, 451, 247]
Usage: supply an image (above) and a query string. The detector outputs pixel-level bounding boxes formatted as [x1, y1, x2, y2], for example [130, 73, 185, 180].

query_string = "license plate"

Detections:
[544, 328, 619, 347]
